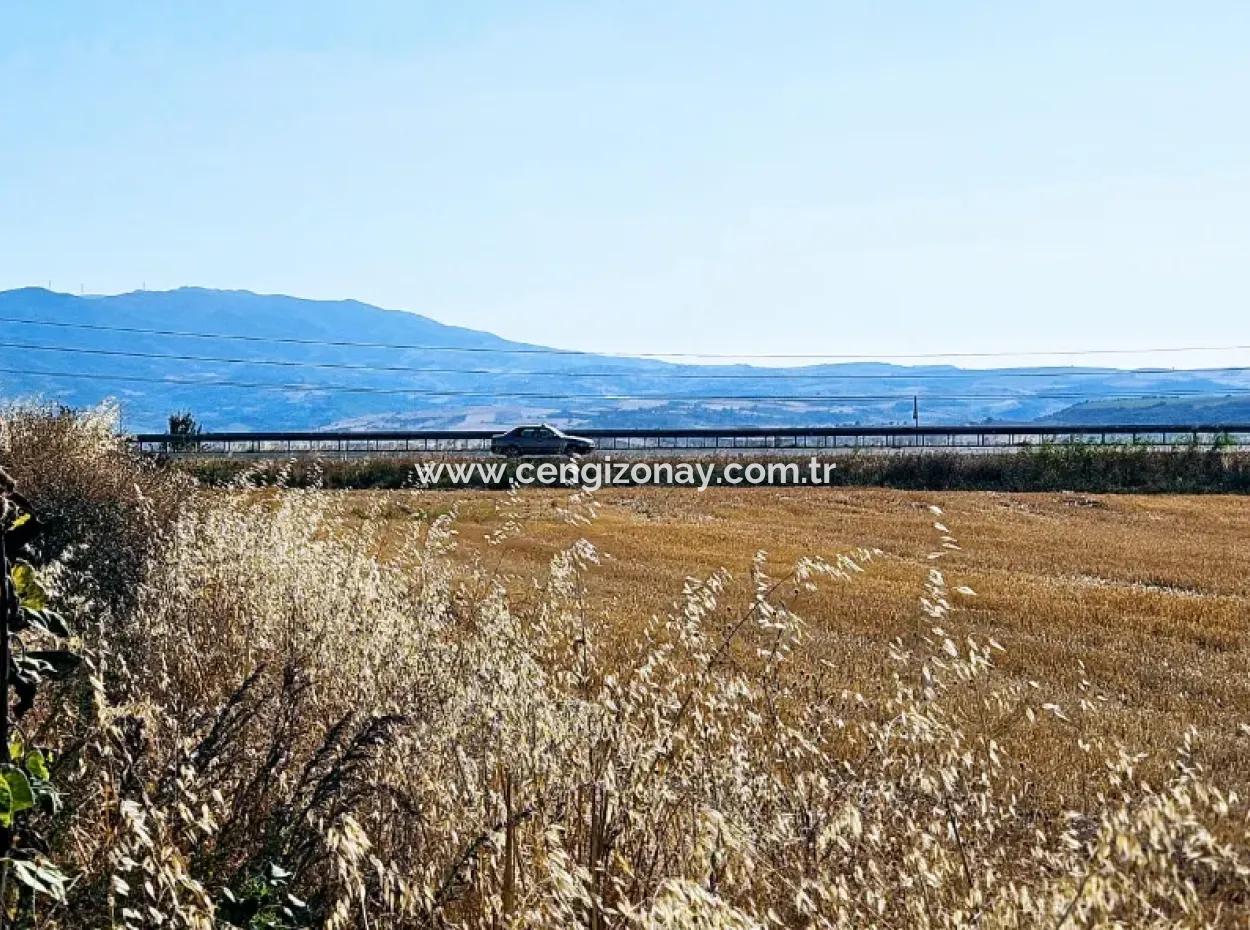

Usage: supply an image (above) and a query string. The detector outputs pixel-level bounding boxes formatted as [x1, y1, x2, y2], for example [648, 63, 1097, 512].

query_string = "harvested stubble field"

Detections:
[350, 486, 1250, 796]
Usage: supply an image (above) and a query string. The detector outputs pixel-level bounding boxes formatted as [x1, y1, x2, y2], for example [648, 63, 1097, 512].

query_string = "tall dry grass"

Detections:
[0, 403, 190, 619]
[3, 408, 1248, 928]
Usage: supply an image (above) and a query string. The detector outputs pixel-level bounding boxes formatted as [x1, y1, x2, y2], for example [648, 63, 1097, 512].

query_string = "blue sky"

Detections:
[2, 1, 1248, 365]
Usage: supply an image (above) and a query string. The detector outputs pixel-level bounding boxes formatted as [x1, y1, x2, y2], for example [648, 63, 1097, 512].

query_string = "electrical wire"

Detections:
[6, 365, 1250, 403]
[1, 340, 1249, 380]
[2, 315, 1248, 361]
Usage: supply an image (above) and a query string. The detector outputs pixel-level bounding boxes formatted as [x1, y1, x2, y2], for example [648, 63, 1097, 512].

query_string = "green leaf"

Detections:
[9, 670, 36, 719]
[10, 560, 47, 611]
[0, 765, 34, 815]
[24, 749, 50, 782]
[0, 779, 11, 827]
[3, 510, 40, 550]
[5, 856, 68, 903]
[268, 863, 292, 882]
[47, 610, 73, 638]
[32, 779, 62, 815]
[22, 650, 81, 679]
[15, 607, 72, 638]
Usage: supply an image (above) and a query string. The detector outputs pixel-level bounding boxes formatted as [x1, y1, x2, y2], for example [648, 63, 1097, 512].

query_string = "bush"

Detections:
[0, 403, 191, 620]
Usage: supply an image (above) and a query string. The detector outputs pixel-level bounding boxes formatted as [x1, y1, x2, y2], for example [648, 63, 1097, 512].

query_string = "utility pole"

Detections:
[913, 395, 919, 429]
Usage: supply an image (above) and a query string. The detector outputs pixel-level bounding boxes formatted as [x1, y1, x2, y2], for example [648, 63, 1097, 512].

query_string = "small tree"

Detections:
[168, 411, 201, 453]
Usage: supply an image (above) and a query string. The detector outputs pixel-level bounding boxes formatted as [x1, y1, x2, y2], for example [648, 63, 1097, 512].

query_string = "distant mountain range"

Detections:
[1, 287, 1247, 431]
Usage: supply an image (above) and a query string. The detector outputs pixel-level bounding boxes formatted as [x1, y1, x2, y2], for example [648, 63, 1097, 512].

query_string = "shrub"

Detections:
[0, 403, 191, 620]
[167, 411, 202, 452]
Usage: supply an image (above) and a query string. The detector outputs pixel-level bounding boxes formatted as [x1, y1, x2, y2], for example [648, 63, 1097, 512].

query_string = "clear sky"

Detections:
[2, 1, 1248, 365]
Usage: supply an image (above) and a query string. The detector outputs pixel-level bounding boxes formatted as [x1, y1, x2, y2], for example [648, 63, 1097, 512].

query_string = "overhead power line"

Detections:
[1, 315, 1248, 362]
[2, 340, 1250, 380]
[5, 365, 1250, 403]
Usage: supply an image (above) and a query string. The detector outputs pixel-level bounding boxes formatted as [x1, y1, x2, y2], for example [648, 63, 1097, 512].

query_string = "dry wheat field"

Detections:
[354, 486, 1250, 793]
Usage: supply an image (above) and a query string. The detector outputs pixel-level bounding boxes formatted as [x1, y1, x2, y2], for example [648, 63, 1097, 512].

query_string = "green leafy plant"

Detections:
[0, 467, 80, 921]
[1214, 430, 1237, 451]
[217, 862, 310, 930]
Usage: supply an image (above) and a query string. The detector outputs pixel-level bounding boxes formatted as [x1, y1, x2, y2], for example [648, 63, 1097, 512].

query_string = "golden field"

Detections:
[353, 486, 1250, 794]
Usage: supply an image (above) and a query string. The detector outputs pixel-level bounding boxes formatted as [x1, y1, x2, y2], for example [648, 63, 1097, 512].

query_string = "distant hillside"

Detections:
[1039, 395, 1250, 425]
[2, 287, 1248, 430]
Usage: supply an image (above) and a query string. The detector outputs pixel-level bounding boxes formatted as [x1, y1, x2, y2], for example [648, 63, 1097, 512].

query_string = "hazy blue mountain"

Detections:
[1, 287, 1246, 431]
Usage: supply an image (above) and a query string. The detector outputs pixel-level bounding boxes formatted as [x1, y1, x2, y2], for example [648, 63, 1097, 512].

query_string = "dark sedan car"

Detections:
[490, 424, 595, 457]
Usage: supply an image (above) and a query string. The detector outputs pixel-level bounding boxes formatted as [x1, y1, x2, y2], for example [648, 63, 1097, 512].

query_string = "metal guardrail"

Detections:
[127, 424, 1250, 457]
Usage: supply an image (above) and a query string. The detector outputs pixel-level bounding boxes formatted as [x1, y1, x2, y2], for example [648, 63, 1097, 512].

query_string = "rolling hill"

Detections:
[1, 287, 1246, 431]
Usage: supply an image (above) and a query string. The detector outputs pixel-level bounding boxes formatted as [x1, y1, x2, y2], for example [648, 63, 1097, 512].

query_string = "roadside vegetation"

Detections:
[0, 403, 1247, 928]
[174, 440, 1250, 493]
